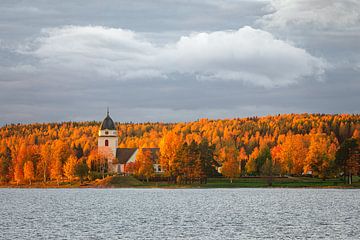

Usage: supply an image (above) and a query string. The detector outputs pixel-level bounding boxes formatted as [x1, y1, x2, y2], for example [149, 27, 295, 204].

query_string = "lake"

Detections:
[0, 188, 359, 239]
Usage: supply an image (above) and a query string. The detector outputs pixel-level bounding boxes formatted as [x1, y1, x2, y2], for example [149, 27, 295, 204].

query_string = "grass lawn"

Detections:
[2, 175, 359, 188]
[140, 176, 360, 188]
[202, 176, 360, 188]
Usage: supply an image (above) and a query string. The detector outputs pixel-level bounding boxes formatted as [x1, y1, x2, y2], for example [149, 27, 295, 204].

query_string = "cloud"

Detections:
[260, 0, 360, 29]
[18, 25, 326, 87]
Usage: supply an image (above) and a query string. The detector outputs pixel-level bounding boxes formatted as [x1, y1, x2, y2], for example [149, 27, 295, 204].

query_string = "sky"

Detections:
[0, 0, 359, 124]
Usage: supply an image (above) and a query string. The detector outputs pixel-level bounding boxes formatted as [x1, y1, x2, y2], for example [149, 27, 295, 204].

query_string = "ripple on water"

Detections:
[0, 188, 359, 240]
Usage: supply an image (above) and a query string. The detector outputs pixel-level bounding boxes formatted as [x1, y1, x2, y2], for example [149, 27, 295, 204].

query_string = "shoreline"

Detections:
[2, 176, 359, 189]
[1, 184, 359, 189]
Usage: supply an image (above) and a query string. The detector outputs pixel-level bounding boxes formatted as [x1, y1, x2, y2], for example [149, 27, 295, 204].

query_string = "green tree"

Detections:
[261, 157, 280, 186]
[75, 161, 89, 184]
[335, 138, 359, 184]
[73, 144, 84, 159]
[257, 145, 272, 175]
[197, 139, 218, 183]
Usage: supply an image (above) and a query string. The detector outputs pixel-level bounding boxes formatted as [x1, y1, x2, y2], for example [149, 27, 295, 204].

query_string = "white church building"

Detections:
[98, 109, 162, 174]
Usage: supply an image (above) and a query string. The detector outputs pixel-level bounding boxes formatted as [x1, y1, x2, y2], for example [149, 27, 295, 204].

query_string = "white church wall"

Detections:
[127, 149, 139, 163]
[98, 136, 118, 157]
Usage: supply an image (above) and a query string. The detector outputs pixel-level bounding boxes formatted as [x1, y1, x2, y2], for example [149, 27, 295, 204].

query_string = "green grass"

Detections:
[209, 177, 360, 188]
[145, 177, 360, 188]
[2, 175, 359, 188]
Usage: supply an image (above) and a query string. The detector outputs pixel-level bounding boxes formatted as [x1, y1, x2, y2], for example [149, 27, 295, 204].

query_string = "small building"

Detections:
[98, 109, 162, 174]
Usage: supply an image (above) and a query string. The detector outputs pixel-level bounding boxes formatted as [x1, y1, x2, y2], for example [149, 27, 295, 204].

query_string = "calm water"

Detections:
[0, 188, 359, 240]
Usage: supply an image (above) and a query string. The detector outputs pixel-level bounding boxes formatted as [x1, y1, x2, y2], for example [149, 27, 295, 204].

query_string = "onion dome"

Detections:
[100, 108, 116, 130]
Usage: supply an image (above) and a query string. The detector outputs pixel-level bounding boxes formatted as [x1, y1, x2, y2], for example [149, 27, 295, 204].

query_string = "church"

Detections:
[98, 109, 162, 174]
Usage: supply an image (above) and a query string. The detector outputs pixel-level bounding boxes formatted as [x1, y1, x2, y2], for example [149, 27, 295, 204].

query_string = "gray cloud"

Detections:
[0, 0, 359, 124]
[18, 25, 325, 87]
[257, 0, 360, 72]
[260, 0, 360, 29]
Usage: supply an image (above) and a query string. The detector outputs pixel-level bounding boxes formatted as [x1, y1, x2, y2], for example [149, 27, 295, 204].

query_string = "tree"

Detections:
[179, 141, 199, 184]
[87, 149, 108, 178]
[73, 144, 84, 159]
[271, 145, 282, 175]
[14, 162, 24, 185]
[260, 157, 280, 186]
[278, 134, 309, 175]
[39, 143, 51, 182]
[75, 161, 89, 184]
[63, 155, 78, 182]
[221, 157, 240, 183]
[0, 113, 359, 185]
[49, 140, 71, 184]
[197, 139, 218, 183]
[14, 143, 28, 184]
[220, 144, 240, 183]
[246, 147, 258, 175]
[136, 149, 155, 182]
[238, 147, 247, 175]
[159, 131, 182, 182]
[257, 145, 272, 175]
[50, 158, 62, 184]
[124, 162, 139, 175]
[335, 138, 359, 184]
[53, 140, 71, 164]
[23, 161, 35, 185]
[305, 133, 337, 180]
[0, 146, 12, 182]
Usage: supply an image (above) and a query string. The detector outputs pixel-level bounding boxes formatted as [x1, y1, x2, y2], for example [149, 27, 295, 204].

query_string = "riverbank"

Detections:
[1, 176, 360, 189]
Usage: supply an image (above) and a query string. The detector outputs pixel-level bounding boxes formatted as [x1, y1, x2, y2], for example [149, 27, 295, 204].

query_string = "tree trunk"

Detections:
[349, 171, 352, 184]
[43, 167, 47, 183]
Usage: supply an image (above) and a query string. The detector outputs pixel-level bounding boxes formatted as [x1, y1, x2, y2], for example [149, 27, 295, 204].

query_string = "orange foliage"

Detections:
[0, 113, 358, 183]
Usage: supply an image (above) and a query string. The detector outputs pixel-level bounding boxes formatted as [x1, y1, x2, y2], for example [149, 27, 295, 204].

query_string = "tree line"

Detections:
[0, 113, 359, 184]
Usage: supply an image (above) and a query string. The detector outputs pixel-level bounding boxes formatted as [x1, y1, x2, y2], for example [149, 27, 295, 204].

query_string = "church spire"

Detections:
[107, 107, 109, 116]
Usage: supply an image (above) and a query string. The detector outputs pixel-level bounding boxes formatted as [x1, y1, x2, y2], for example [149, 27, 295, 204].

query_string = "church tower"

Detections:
[98, 108, 118, 162]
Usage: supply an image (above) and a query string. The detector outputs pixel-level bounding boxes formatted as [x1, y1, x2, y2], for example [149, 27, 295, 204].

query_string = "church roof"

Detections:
[100, 110, 116, 130]
[116, 148, 138, 164]
[115, 148, 160, 164]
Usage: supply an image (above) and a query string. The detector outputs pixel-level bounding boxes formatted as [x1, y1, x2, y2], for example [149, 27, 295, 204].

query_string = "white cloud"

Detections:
[162, 27, 326, 86]
[18, 25, 326, 87]
[260, 0, 360, 29]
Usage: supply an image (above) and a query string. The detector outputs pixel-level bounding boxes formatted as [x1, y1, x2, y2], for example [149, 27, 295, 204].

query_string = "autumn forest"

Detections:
[0, 113, 359, 186]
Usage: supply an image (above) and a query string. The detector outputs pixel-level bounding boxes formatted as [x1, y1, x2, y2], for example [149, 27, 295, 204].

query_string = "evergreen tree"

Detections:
[335, 138, 359, 184]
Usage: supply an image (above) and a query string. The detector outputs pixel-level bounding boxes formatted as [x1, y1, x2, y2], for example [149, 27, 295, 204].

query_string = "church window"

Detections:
[105, 139, 109, 146]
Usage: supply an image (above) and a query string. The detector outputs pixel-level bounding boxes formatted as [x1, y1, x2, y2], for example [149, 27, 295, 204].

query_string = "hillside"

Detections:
[0, 113, 359, 184]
